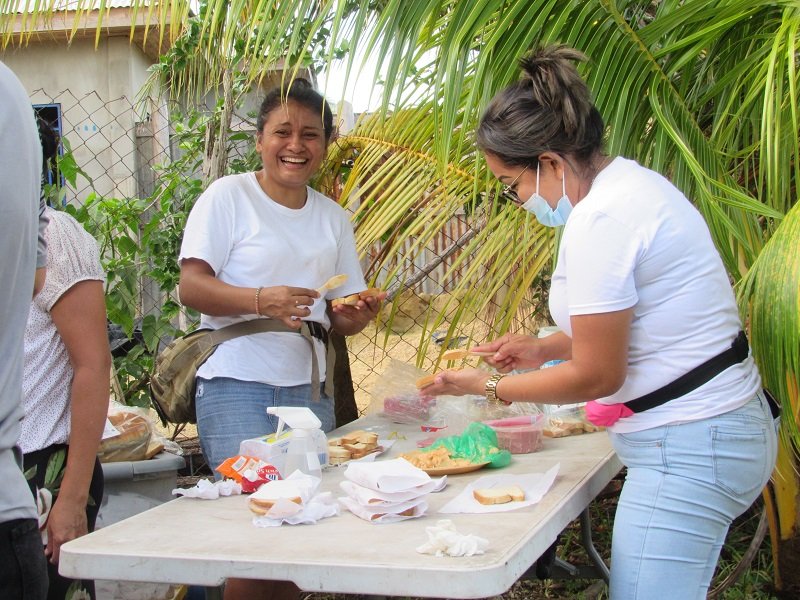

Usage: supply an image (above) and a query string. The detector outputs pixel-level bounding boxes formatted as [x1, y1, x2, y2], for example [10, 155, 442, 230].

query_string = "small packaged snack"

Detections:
[217, 455, 281, 486]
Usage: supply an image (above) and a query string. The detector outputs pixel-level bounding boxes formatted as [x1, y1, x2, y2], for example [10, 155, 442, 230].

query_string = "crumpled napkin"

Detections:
[438, 464, 560, 514]
[253, 491, 339, 527]
[173, 478, 242, 499]
[416, 519, 489, 557]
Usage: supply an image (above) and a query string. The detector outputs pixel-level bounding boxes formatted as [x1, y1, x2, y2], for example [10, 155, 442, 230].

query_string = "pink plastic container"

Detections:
[486, 415, 544, 454]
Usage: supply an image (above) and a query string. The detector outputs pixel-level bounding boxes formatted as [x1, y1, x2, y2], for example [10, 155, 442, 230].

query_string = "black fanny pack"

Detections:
[624, 331, 780, 419]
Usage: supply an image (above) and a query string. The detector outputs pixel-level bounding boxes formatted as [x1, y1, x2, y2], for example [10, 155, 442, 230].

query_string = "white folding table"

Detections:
[60, 418, 621, 598]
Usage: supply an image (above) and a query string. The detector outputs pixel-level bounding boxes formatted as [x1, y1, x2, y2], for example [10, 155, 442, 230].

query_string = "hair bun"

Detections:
[518, 45, 593, 138]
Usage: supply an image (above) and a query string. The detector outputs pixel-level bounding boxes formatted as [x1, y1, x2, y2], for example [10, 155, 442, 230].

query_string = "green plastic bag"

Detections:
[430, 422, 511, 468]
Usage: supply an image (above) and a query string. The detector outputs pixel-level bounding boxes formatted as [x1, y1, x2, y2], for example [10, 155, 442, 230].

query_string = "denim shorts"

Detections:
[607, 390, 778, 599]
[195, 377, 335, 479]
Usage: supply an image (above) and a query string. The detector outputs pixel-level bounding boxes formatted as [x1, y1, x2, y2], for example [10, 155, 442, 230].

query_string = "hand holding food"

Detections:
[472, 334, 548, 373]
[330, 287, 387, 333]
[415, 367, 487, 397]
[255, 285, 320, 328]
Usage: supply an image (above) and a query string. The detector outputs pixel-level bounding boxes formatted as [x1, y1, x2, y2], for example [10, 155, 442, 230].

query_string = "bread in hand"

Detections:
[416, 374, 437, 389]
[331, 293, 361, 307]
[473, 485, 526, 505]
[358, 287, 383, 300]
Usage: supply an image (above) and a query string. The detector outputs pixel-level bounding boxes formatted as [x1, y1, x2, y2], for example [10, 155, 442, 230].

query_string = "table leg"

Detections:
[579, 508, 609, 584]
[204, 586, 224, 600]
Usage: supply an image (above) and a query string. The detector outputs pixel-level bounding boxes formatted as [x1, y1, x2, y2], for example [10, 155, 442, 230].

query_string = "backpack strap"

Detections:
[197, 319, 329, 402]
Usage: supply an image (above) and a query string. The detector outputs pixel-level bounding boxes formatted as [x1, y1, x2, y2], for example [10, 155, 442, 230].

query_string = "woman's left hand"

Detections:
[330, 290, 387, 335]
[421, 368, 490, 397]
[45, 496, 88, 564]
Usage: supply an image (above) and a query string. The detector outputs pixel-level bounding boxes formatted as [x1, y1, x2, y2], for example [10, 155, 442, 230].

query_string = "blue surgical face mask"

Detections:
[520, 162, 573, 227]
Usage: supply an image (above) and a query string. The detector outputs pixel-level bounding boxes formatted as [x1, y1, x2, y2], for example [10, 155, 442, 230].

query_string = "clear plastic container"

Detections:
[283, 429, 322, 479]
[486, 415, 545, 454]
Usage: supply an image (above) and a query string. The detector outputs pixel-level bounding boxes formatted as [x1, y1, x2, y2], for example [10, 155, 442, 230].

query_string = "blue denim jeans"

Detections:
[608, 390, 778, 599]
[195, 377, 334, 479]
[0, 518, 48, 600]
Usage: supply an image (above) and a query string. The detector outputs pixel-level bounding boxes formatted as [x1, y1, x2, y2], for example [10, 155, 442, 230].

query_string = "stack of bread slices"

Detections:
[328, 430, 381, 465]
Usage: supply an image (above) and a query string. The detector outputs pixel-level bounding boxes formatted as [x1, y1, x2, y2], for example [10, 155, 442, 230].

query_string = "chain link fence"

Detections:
[34, 87, 546, 429]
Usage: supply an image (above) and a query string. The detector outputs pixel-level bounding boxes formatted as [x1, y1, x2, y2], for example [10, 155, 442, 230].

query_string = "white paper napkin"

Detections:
[173, 478, 242, 499]
[344, 458, 431, 492]
[339, 478, 446, 506]
[339, 495, 428, 524]
[438, 464, 560, 513]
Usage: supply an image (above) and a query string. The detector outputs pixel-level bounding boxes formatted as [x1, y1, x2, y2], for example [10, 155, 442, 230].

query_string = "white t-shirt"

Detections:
[549, 157, 761, 433]
[20, 209, 105, 453]
[179, 173, 367, 385]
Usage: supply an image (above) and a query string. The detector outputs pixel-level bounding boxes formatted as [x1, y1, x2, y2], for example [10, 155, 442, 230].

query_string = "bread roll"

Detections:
[97, 411, 152, 463]
[473, 485, 526, 505]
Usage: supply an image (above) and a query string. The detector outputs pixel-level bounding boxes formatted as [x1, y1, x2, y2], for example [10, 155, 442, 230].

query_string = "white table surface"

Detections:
[60, 419, 621, 599]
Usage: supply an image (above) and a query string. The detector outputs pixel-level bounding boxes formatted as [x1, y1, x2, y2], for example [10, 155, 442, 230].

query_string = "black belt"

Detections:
[624, 331, 749, 413]
[306, 321, 329, 346]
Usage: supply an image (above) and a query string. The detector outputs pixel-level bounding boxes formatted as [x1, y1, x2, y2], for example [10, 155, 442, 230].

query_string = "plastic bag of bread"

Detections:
[97, 403, 154, 463]
[366, 360, 438, 424]
[543, 404, 604, 437]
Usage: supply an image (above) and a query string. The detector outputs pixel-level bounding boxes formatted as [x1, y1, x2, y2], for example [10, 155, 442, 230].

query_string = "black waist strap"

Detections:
[307, 321, 329, 346]
[625, 331, 749, 413]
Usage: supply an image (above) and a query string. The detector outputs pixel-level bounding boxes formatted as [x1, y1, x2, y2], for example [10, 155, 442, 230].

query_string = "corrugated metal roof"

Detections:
[9, 1, 147, 12]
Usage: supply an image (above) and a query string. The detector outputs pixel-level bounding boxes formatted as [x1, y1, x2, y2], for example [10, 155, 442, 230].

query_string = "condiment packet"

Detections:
[339, 495, 427, 524]
[438, 464, 559, 514]
[416, 519, 488, 557]
[173, 478, 242, 499]
[344, 458, 431, 492]
[339, 477, 446, 506]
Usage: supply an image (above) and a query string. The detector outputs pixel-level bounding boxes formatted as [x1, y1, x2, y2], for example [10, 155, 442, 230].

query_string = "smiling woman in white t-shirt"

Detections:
[179, 79, 384, 600]
[423, 45, 777, 600]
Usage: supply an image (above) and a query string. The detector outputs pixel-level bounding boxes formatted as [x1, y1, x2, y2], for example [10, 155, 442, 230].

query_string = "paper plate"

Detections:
[422, 462, 489, 476]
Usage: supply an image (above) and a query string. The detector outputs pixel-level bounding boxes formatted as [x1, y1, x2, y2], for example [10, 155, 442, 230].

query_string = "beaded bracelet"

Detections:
[254, 286, 264, 317]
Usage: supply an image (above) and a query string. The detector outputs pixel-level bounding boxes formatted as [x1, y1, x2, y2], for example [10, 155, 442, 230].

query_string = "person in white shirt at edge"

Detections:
[423, 45, 777, 600]
[179, 78, 385, 600]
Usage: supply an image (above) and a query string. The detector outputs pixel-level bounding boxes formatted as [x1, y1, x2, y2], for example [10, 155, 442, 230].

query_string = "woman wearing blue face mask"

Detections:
[423, 45, 777, 600]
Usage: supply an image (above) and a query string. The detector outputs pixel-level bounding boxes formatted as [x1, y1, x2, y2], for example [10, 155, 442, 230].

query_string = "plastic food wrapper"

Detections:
[416, 519, 489, 557]
[241, 463, 283, 493]
[366, 360, 438, 424]
[428, 422, 511, 468]
[344, 458, 435, 493]
[543, 404, 605, 437]
[216, 455, 281, 484]
[439, 464, 560, 514]
[339, 494, 428, 524]
[173, 478, 242, 499]
[97, 402, 154, 463]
